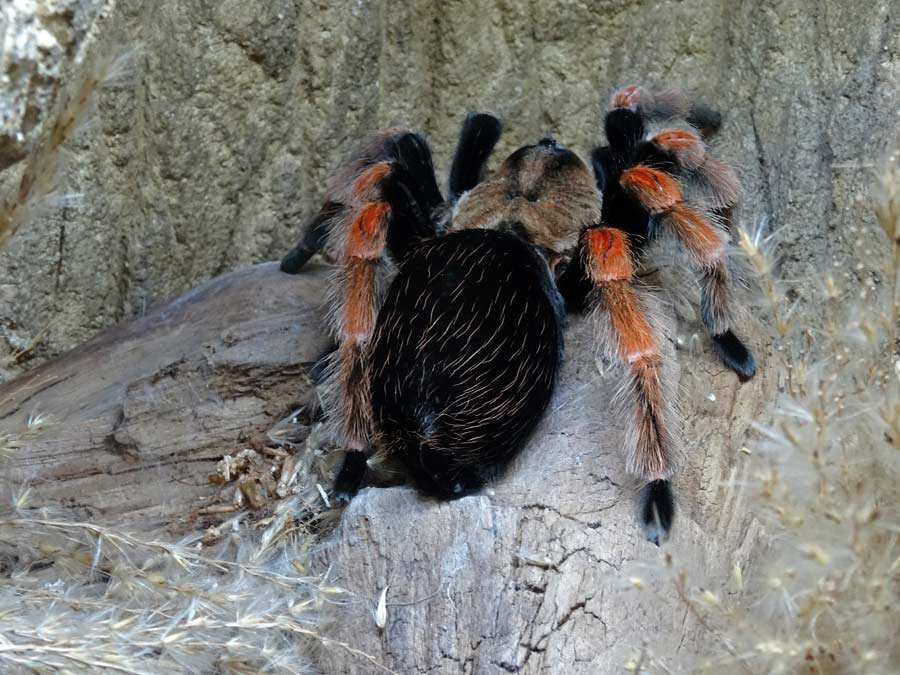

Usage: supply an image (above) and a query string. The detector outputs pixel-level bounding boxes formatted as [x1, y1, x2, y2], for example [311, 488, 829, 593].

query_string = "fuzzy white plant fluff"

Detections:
[619, 139, 900, 675]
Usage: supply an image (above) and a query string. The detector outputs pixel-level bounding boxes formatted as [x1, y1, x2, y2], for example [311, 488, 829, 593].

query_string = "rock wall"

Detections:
[2, 0, 898, 380]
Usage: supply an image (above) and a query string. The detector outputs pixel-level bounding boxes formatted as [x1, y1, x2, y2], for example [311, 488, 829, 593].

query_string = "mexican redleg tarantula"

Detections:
[280, 85, 756, 543]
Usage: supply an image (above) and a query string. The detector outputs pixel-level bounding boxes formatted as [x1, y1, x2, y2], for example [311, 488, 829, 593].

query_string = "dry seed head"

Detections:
[700, 589, 720, 606]
[0, 45, 139, 250]
[732, 563, 744, 590]
[875, 141, 900, 242]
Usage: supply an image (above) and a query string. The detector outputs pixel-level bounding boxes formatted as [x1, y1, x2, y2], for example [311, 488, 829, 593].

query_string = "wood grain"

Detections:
[1, 262, 330, 534]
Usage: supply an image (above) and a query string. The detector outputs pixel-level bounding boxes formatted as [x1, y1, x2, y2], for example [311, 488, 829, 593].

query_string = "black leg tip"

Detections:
[427, 471, 486, 500]
[462, 112, 503, 142]
[711, 331, 757, 381]
[408, 462, 487, 500]
[280, 246, 315, 274]
[687, 103, 723, 138]
[641, 480, 675, 545]
[333, 490, 354, 506]
[333, 451, 368, 504]
[448, 112, 503, 202]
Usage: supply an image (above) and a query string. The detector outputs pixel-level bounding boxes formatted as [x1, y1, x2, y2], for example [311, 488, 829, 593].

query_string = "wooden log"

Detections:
[1, 261, 331, 534]
[1, 258, 773, 673]
[315, 311, 772, 673]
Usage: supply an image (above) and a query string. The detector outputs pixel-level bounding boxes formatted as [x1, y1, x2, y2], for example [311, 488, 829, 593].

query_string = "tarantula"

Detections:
[280, 85, 756, 543]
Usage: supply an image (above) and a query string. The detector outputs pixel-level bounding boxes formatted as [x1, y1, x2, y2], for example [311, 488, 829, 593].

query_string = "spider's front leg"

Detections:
[596, 86, 757, 380]
[281, 129, 444, 274]
[620, 166, 756, 380]
[280, 200, 343, 274]
[570, 226, 678, 544]
[448, 112, 502, 203]
[305, 131, 444, 501]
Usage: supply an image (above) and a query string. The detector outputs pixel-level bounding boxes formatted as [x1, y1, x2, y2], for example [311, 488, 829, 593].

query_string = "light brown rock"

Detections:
[2, 0, 898, 380]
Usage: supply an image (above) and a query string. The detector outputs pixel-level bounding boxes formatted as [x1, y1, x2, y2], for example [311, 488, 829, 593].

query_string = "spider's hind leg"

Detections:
[603, 87, 756, 379]
[621, 164, 756, 380]
[318, 130, 445, 502]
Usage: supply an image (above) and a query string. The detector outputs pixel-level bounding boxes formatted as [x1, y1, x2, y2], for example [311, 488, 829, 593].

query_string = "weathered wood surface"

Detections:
[1, 257, 773, 673]
[317, 315, 772, 674]
[1, 262, 330, 534]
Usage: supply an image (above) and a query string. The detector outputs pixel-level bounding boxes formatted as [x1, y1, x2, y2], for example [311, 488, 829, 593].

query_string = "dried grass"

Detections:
[0, 41, 136, 250]
[0, 411, 392, 675]
[623, 138, 900, 674]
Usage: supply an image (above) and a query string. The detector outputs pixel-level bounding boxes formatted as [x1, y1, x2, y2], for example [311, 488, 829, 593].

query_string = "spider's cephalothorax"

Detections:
[281, 86, 757, 543]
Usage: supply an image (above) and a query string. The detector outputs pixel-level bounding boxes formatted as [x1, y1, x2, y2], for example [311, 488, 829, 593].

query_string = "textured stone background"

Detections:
[3, 0, 898, 381]
[2, 1, 900, 672]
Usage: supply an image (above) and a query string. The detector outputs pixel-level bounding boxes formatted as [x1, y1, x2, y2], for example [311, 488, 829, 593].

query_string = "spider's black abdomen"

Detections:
[370, 228, 563, 497]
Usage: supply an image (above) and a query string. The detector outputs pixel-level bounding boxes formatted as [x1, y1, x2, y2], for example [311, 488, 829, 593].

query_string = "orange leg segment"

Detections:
[620, 166, 683, 212]
[611, 84, 643, 110]
[619, 165, 727, 272]
[581, 226, 674, 480]
[333, 167, 396, 449]
[352, 162, 393, 202]
[650, 129, 706, 170]
[618, 163, 746, 370]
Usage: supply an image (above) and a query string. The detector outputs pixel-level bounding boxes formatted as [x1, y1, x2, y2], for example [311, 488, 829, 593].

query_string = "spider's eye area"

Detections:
[452, 140, 600, 257]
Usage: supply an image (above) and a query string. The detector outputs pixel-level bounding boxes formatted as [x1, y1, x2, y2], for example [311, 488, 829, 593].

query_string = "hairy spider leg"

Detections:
[607, 87, 737, 243]
[597, 100, 733, 235]
[280, 200, 343, 274]
[593, 91, 756, 380]
[620, 166, 756, 380]
[608, 83, 722, 138]
[280, 129, 444, 274]
[642, 128, 740, 211]
[580, 226, 677, 544]
[381, 132, 445, 261]
[448, 112, 503, 203]
[590, 108, 656, 253]
[324, 131, 445, 500]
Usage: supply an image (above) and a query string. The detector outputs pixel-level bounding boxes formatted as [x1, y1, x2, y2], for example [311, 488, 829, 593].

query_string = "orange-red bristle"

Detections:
[605, 283, 657, 364]
[346, 202, 390, 259]
[620, 167, 682, 212]
[351, 162, 392, 201]
[652, 129, 700, 150]
[583, 228, 634, 283]
[652, 129, 706, 170]
[611, 84, 642, 109]
[668, 205, 724, 266]
[341, 260, 377, 339]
